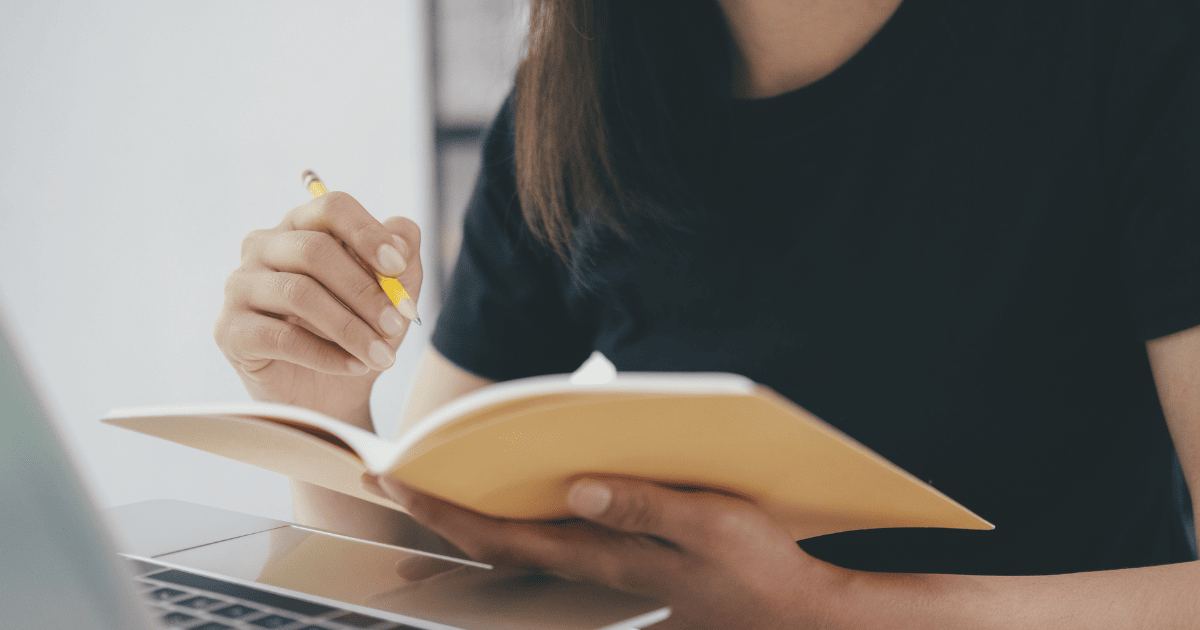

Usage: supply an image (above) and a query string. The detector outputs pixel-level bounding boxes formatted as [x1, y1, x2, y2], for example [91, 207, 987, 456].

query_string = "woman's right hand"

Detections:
[213, 191, 423, 422]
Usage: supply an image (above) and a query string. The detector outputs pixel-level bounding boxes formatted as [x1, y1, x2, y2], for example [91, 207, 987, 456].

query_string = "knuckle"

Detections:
[611, 490, 659, 532]
[295, 231, 337, 266]
[560, 545, 636, 593]
[263, 320, 291, 352]
[221, 313, 254, 350]
[322, 189, 350, 206]
[215, 286, 250, 348]
[707, 506, 755, 539]
[222, 270, 240, 299]
[278, 274, 316, 307]
[592, 553, 628, 591]
[306, 337, 339, 367]
[212, 314, 228, 346]
[218, 316, 257, 361]
[336, 313, 362, 345]
[348, 275, 380, 304]
[240, 229, 265, 263]
[347, 221, 377, 247]
[386, 216, 422, 248]
[243, 317, 280, 354]
[320, 190, 357, 216]
[537, 543, 570, 570]
[223, 268, 254, 302]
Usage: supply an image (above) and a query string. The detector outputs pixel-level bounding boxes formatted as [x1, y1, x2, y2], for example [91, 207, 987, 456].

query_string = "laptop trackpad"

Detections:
[154, 525, 667, 630]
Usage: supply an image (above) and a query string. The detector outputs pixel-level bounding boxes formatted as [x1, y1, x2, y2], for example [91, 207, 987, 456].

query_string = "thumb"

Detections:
[382, 216, 423, 325]
[567, 477, 708, 542]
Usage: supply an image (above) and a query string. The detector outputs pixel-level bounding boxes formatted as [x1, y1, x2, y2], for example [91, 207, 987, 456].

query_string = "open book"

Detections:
[103, 353, 992, 541]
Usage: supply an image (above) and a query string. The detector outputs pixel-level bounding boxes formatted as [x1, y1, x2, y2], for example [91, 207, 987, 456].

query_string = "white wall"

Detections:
[0, 0, 433, 523]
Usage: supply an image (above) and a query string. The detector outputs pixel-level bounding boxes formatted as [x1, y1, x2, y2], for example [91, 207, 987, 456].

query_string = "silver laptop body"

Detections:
[0, 312, 669, 630]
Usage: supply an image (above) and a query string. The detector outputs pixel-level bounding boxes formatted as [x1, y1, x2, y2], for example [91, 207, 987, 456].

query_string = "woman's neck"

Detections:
[717, 0, 906, 98]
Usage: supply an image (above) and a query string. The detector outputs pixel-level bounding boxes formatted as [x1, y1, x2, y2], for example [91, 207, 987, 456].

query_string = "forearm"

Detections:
[833, 558, 1200, 630]
[290, 402, 399, 543]
[289, 402, 429, 547]
[291, 348, 495, 552]
[290, 479, 416, 545]
[831, 329, 1200, 629]
[288, 394, 463, 555]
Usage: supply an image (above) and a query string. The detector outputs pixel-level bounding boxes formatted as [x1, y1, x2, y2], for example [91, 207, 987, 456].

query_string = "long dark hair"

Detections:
[514, 0, 735, 264]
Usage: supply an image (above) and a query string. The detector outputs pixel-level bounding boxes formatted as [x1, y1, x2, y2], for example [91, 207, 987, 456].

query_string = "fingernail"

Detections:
[380, 308, 406, 337]
[369, 340, 395, 369]
[347, 358, 369, 375]
[377, 242, 406, 276]
[568, 481, 611, 518]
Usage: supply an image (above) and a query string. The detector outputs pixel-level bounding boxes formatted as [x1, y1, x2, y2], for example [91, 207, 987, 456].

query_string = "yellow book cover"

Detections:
[102, 354, 993, 541]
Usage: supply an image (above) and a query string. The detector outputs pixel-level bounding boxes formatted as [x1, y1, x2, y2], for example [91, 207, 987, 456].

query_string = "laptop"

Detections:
[0, 313, 670, 630]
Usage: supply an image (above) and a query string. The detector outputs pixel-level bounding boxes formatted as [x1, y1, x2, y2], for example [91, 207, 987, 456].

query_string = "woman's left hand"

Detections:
[363, 474, 849, 630]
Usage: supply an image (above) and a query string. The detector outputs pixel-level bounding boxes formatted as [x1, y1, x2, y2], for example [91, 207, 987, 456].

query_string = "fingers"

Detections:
[250, 228, 410, 338]
[282, 191, 414, 279]
[219, 310, 372, 376]
[367, 476, 680, 596]
[268, 193, 422, 330]
[566, 477, 762, 549]
[370, 476, 572, 570]
[381, 216, 424, 323]
[219, 191, 423, 379]
[362, 474, 799, 610]
[383, 215, 422, 257]
[224, 269, 398, 372]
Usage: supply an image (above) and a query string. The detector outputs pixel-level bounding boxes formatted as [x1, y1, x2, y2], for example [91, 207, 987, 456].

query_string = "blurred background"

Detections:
[0, 0, 527, 523]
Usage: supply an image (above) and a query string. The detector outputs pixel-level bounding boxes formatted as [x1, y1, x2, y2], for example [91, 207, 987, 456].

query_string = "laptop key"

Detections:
[192, 623, 235, 630]
[178, 595, 225, 609]
[161, 611, 198, 626]
[213, 603, 260, 619]
[328, 612, 390, 628]
[147, 587, 187, 601]
[152, 569, 336, 616]
[251, 614, 297, 628]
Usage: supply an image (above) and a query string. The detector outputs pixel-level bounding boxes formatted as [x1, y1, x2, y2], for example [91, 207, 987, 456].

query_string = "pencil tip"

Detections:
[396, 298, 421, 324]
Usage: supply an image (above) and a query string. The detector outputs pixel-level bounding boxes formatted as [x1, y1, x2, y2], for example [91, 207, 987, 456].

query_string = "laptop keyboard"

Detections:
[136, 564, 425, 630]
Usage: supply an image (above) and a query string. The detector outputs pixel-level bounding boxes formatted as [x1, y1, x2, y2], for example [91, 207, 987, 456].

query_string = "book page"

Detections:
[101, 413, 403, 513]
[386, 388, 992, 540]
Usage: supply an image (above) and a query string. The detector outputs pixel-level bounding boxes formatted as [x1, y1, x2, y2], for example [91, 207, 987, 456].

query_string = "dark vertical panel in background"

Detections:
[430, 0, 526, 302]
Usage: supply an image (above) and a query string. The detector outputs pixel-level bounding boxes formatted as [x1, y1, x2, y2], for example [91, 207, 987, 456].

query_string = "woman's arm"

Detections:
[290, 347, 494, 546]
[365, 327, 1200, 629]
[394, 346, 497, 436]
[829, 325, 1200, 629]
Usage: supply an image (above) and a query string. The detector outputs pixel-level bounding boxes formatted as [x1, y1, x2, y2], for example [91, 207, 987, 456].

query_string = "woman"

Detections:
[213, 0, 1200, 627]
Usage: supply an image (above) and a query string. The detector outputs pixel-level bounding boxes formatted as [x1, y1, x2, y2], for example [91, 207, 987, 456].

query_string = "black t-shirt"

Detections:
[432, 0, 1200, 575]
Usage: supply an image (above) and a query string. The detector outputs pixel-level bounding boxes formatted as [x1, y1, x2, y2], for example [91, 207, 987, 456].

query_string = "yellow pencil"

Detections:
[302, 169, 421, 325]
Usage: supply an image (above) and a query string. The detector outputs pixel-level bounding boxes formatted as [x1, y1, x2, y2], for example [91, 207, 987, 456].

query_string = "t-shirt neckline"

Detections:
[729, 0, 951, 143]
